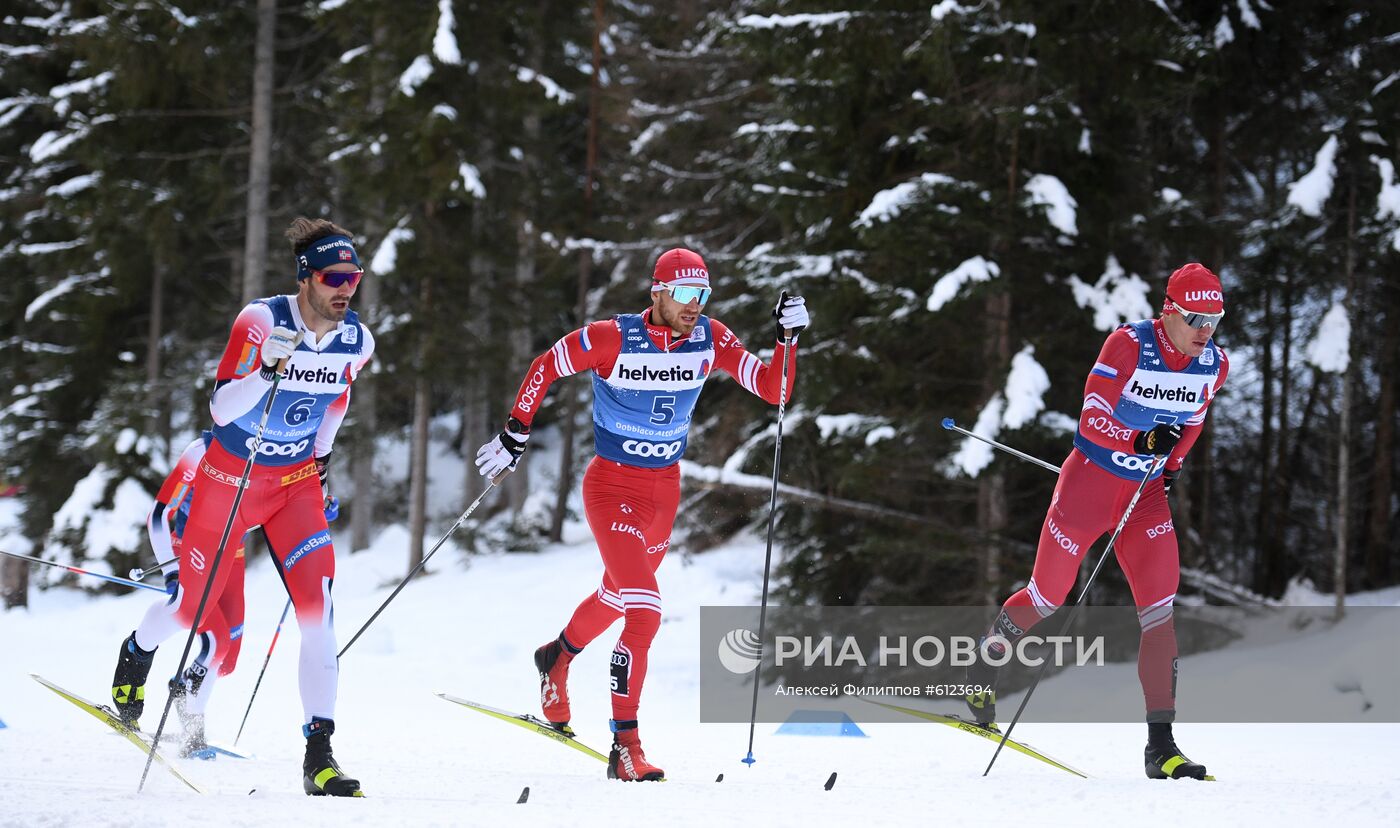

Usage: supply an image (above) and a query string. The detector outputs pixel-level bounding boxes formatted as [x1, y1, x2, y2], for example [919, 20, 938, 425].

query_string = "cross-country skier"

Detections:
[108, 218, 373, 796]
[127, 431, 337, 757]
[474, 248, 809, 781]
[965, 263, 1229, 781]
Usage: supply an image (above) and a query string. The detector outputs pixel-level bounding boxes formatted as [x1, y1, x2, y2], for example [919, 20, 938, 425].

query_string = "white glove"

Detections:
[475, 430, 529, 480]
[773, 294, 809, 341]
[259, 326, 300, 377]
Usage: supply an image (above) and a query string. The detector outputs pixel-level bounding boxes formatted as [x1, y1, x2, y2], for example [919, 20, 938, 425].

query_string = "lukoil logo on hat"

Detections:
[652, 248, 710, 291]
[1165, 263, 1224, 313]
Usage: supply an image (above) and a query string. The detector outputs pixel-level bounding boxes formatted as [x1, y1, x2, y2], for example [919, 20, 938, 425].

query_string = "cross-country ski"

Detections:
[31, 674, 204, 794]
[435, 693, 610, 764]
[859, 698, 1089, 778]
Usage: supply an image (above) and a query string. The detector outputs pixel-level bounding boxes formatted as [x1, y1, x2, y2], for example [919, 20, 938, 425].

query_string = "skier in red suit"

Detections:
[966, 263, 1229, 781]
[134, 430, 337, 756]
[475, 248, 810, 781]
[109, 217, 372, 796]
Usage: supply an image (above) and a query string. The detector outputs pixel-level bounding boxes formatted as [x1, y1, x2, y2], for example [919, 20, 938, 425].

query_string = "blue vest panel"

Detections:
[591, 314, 715, 468]
[211, 296, 367, 466]
[1073, 319, 1221, 481]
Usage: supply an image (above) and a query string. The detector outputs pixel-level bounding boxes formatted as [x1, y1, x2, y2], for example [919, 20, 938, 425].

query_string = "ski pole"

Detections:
[233, 596, 291, 746]
[982, 455, 1166, 777]
[743, 302, 795, 768]
[0, 548, 165, 593]
[139, 333, 301, 793]
[941, 417, 1061, 475]
[337, 476, 504, 659]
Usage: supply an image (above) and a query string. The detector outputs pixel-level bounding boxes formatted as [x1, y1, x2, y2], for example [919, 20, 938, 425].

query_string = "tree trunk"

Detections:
[505, 22, 545, 518]
[1334, 180, 1358, 618]
[348, 375, 378, 554]
[1269, 270, 1294, 556]
[550, 0, 606, 542]
[407, 273, 433, 575]
[349, 20, 390, 555]
[505, 212, 535, 514]
[462, 204, 490, 510]
[1363, 284, 1398, 586]
[1, 555, 28, 609]
[1194, 88, 1228, 564]
[241, 0, 276, 304]
[1253, 273, 1277, 595]
[978, 289, 1011, 605]
[145, 255, 166, 451]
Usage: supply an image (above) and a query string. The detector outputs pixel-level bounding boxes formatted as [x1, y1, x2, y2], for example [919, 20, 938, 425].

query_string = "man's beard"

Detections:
[661, 303, 695, 334]
[311, 292, 348, 322]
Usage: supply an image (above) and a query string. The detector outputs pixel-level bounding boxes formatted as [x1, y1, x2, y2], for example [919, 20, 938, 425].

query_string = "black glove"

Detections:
[773, 292, 809, 341]
[316, 452, 334, 511]
[1133, 423, 1183, 457]
[1162, 468, 1178, 495]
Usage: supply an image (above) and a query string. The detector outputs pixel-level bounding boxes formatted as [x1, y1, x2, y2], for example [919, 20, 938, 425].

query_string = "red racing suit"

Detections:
[151, 436, 245, 675]
[511, 308, 795, 722]
[133, 295, 373, 724]
[992, 319, 1228, 720]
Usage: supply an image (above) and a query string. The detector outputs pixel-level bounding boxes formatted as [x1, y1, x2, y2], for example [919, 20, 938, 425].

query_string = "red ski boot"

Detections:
[534, 638, 575, 731]
[607, 721, 665, 781]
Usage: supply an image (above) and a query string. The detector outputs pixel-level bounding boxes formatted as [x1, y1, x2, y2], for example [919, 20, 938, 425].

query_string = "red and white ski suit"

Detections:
[511, 308, 795, 721]
[994, 319, 1228, 719]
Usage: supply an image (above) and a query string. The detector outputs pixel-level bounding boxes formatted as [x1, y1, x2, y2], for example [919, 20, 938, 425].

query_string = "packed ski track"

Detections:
[2, 525, 1396, 826]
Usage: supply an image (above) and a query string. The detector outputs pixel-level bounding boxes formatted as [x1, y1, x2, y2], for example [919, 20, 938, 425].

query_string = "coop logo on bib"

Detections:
[622, 439, 682, 460]
[1111, 451, 1156, 473]
[246, 437, 310, 457]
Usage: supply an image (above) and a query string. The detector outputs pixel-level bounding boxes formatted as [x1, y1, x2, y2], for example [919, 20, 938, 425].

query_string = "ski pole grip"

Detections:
[779, 289, 792, 342]
[274, 330, 306, 375]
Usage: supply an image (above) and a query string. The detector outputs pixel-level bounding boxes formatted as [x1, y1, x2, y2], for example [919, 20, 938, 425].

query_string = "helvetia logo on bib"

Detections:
[718, 628, 762, 674]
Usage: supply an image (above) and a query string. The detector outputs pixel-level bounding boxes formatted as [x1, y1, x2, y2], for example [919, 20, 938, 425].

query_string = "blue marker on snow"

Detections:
[941, 417, 955, 430]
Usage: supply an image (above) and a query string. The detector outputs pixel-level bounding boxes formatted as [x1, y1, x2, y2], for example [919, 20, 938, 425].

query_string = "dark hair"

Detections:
[285, 217, 354, 256]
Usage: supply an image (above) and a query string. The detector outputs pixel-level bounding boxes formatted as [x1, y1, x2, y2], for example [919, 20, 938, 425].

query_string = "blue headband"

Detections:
[296, 235, 360, 280]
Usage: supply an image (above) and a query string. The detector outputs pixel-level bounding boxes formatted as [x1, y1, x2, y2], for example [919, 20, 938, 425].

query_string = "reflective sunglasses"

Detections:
[313, 268, 364, 289]
[1166, 295, 1224, 330]
[658, 283, 712, 305]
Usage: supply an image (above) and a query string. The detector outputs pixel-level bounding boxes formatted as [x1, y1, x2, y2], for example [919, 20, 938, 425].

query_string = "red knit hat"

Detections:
[1165, 263, 1224, 314]
[651, 248, 710, 291]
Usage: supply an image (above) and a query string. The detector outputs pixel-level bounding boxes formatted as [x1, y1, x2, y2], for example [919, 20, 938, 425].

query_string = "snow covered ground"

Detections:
[2, 523, 1397, 827]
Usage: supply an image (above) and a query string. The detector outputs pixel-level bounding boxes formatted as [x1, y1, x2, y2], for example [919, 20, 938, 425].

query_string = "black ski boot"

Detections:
[110, 631, 156, 729]
[964, 638, 1003, 729]
[1145, 723, 1208, 780]
[303, 718, 363, 797]
[169, 663, 209, 758]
